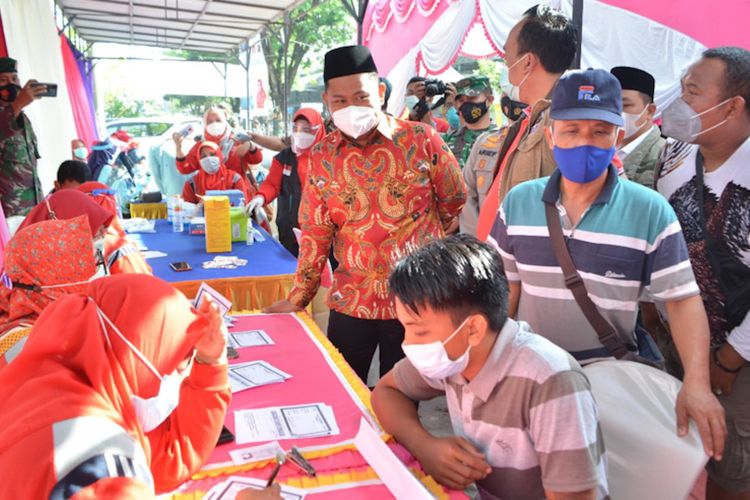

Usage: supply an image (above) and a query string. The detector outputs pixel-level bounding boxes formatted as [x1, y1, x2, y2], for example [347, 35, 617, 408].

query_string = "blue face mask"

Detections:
[446, 107, 460, 130]
[552, 137, 616, 184]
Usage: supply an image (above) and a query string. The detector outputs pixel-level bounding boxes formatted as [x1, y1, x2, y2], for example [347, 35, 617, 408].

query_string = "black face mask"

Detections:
[0, 83, 21, 103]
[459, 101, 489, 124]
[501, 94, 528, 122]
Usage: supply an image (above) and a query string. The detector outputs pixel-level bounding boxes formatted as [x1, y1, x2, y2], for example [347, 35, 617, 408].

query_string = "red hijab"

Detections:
[0, 216, 96, 333]
[293, 108, 326, 177]
[192, 141, 240, 195]
[0, 274, 208, 495]
[19, 190, 114, 237]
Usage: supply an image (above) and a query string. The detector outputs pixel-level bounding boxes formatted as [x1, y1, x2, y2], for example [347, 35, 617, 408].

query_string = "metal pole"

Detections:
[283, 12, 290, 136]
[357, 0, 370, 45]
[224, 60, 228, 99]
[245, 44, 251, 130]
[572, 0, 583, 69]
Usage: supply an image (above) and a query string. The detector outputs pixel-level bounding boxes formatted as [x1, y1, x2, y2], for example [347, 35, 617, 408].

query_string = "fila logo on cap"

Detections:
[578, 85, 601, 102]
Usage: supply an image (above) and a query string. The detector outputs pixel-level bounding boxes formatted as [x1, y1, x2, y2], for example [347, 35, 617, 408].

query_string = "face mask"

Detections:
[499, 55, 530, 101]
[446, 106, 461, 130]
[622, 108, 649, 140]
[73, 147, 88, 160]
[404, 95, 420, 111]
[292, 132, 316, 153]
[402, 317, 471, 379]
[552, 136, 617, 184]
[0, 83, 21, 102]
[332, 106, 379, 139]
[205, 121, 227, 138]
[459, 101, 489, 124]
[200, 155, 221, 175]
[501, 94, 528, 122]
[661, 97, 732, 143]
[94, 303, 191, 433]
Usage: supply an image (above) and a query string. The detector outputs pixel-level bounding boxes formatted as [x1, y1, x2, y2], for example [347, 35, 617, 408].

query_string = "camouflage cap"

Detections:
[0, 57, 17, 73]
[454, 76, 492, 97]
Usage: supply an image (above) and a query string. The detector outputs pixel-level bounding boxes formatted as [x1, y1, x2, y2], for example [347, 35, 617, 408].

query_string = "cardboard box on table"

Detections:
[204, 196, 232, 253]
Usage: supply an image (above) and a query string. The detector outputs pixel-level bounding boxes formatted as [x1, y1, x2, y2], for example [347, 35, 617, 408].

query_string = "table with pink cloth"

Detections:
[172, 312, 467, 499]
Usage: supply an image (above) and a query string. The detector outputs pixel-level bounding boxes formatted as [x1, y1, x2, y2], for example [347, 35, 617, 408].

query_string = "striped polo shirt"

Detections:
[394, 319, 609, 500]
[489, 166, 699, 361]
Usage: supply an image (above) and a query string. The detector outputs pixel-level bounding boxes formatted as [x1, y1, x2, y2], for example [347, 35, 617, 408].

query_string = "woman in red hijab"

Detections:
[174, 106, 262, 184]
[79, 181, 152, 276]
[0, 216, 97, 369]
[182, 141, 253, 204]
[244, 108, 325, 256]
[0, 274, 236, 498]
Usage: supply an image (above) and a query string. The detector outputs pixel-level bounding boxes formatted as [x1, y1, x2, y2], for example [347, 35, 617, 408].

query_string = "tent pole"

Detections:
[246, 43, 251, 131]
[572, 0, 583, 69]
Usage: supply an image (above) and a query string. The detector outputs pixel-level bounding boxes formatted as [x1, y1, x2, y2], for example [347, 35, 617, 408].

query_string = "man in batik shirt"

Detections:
[265, 45, 466, 383]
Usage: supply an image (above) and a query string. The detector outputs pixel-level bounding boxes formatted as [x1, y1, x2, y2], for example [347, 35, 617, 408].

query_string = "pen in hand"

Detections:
[266, 452, 286, 487]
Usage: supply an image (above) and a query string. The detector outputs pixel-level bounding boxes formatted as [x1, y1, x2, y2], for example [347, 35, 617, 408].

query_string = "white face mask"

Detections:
[499, 54, 530, 102]
[622, 107, 649, 140]
[332, 106, 380, 139]
[94, 303, 191, 433]
[404, 95, 420, 111]
[200, 155, 221, 175]
[291, 132, 316, 153]
[402, 317, 471, 380]
[661, 96, 732, 144]
[205, 121, 227, 138]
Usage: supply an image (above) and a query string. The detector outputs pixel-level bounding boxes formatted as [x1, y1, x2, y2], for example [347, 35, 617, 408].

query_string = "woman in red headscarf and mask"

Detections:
[0, 216, 97, 369]
[0, 274, 252, 498]
[78, 181, 152, 276]
[244, 108, 325, 256]
[182, 141, 253, 204]
[174, 106, 262, 185]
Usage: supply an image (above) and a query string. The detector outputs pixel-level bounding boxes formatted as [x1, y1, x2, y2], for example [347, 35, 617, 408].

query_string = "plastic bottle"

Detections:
[173, 197, 184, 233]
[246, 217, 254, 245]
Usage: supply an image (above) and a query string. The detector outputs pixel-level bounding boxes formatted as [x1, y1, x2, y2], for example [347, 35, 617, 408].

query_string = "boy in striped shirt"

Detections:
[488, 68, 725, 464]
[373, 234, 608, 499]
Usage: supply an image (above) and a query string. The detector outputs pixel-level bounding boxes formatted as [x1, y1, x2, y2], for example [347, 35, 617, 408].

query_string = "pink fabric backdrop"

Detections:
[59, 35, 98, 147]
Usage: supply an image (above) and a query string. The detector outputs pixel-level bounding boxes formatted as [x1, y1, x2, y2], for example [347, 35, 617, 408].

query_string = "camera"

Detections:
[424, 79, 447, 98]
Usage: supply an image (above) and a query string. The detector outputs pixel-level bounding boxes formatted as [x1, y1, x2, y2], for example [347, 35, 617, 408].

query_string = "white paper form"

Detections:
[204, 476, 306, 500]
[228, 361, 291, 394]
[234, 403, 340, 444]
[227, 329, 274, 348]
[354, 418, 433, 500]
[194, 282, 232, 317]
[228, 441, 286, 466]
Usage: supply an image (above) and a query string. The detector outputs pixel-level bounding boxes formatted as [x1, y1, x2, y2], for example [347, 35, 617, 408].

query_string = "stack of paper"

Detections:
[204, 476, 306, 500]
[234, 403, 340, 444]
[229, 361, 292, 394]
[194, 282, 232, 316]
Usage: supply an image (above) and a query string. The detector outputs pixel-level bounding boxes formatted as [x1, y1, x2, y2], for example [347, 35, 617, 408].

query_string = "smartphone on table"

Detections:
[170, 261, 192, 272]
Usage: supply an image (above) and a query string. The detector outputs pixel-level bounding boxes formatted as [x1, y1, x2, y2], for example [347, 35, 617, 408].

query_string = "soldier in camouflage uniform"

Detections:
[442, 76, 497, 169]
[0, 57, 45, 217]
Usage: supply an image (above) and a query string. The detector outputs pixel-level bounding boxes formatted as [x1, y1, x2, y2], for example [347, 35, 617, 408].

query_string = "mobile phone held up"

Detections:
[170, 261, 192, 272]
[32, 82, 57, 98]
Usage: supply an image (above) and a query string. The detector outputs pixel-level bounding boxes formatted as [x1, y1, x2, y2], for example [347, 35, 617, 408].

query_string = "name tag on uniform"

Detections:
[283, 166, 292, 176]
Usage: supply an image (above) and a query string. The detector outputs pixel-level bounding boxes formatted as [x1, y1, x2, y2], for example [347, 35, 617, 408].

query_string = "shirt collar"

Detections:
[542, 164, 619, 206]
[618, 125, 654, 157]
[461, 319, 519, 403]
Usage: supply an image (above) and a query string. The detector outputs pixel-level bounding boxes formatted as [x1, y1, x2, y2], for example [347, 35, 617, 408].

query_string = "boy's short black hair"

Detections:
[389, 234, 509, 332]
[56, 160, 91, 185]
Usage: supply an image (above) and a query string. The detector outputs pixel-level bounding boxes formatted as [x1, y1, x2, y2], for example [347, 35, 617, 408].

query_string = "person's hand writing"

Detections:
[194, 296, 227, 365]
[675, 381, 726, 461]
[236, 484, 282, 500]
[262, 300, 302, 314]
[413, 436, 491, 490]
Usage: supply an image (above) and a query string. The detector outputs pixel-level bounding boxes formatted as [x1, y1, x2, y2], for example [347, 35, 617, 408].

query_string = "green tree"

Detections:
[261, 0, 354, 134]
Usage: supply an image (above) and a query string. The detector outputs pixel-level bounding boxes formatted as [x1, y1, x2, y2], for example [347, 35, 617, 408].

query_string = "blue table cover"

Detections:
[130, 220, 297, 283]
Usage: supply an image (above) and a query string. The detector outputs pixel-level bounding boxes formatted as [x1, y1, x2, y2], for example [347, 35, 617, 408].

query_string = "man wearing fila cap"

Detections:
[264, 46, 465, 384]
[611, 66, 665, 187]
[489, 68, 726, 462]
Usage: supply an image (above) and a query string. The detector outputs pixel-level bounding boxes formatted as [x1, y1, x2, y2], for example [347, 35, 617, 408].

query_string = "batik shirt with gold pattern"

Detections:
[288, 115, 465, 320]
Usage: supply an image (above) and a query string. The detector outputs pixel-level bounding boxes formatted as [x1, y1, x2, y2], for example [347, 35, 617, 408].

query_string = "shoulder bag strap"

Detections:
[544, 202, 630, 358]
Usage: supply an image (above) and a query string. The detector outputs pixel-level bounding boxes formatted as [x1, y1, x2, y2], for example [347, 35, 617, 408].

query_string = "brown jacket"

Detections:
[497, 99, 556, 202]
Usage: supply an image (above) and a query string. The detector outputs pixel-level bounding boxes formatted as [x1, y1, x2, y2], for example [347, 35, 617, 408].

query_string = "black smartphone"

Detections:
[169, 261, 192, 272]
[32, 82, 57, 97]
[217, 425, 234, 445]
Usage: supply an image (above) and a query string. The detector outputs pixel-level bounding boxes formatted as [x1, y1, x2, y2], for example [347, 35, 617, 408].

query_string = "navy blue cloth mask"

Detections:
[552, 144, 616, 183]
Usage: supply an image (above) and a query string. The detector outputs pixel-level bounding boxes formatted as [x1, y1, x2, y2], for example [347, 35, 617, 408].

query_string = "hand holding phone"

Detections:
[31, 82, 57, 97]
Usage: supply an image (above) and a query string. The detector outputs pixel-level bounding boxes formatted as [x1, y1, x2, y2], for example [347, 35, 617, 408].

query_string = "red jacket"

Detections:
[176, 134, 262, 179]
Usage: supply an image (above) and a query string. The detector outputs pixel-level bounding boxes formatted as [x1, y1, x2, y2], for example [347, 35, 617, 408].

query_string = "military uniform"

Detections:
[0, 58, 42, 217]
[441, 76, 495, 169]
